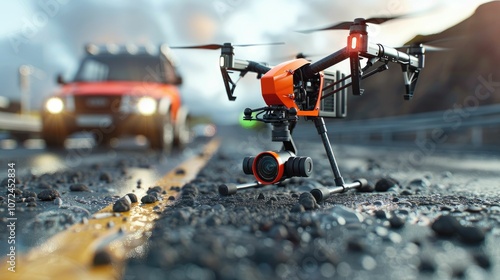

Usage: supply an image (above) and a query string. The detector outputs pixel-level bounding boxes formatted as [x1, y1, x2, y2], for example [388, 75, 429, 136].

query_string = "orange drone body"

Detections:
[261, 59, 324, 117]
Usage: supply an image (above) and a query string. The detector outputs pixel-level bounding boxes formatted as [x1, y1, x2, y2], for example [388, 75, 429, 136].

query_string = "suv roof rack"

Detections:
[84, 43, 164, 56]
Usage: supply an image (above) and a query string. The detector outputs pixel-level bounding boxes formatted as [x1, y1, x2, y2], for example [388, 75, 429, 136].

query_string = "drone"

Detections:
[175, 15, 437, 202]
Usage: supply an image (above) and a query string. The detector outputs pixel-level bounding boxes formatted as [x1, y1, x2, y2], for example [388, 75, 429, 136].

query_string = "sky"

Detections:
[0, 0, 493, 123]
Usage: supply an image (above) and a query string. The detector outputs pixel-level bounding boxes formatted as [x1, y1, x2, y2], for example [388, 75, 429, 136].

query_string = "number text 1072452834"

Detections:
[6, 162, 17, 273]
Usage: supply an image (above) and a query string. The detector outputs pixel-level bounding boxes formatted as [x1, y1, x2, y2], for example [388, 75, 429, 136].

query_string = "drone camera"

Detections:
[242, 151, 313, 184]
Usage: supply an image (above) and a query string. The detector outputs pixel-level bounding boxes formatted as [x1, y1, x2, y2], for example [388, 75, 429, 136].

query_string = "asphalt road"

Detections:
[127, 124, 500, 280]
[0, 136, 201, 255]
[1, 123, 499, 279]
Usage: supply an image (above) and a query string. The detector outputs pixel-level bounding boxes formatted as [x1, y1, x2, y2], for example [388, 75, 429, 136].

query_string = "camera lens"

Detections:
[256, 155, 279, 182]
[252, 151, 293, 184]
[285, 156, 313, 177]
[242, 156, 255, 175]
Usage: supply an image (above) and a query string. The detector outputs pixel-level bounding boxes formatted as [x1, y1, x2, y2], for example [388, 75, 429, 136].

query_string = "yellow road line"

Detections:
[2, 139, 220, 280]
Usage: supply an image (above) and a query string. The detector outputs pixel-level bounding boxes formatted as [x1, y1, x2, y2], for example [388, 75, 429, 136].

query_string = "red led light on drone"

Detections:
[348, 34, 364, 51]
[350, 36, 358, 50]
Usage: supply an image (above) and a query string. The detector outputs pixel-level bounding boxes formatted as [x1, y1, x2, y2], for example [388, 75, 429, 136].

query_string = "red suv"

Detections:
[41, 44, 189, 150]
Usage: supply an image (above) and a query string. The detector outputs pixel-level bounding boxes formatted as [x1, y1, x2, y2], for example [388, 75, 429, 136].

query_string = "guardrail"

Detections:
[0, 112, 41, 134]
[290, 103, 500, 148]
[325, 103, 500, 148]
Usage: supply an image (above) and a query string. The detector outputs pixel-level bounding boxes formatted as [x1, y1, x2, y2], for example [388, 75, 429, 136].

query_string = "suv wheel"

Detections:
[42, 127, 67, 149]
[149, 113, 174, 151]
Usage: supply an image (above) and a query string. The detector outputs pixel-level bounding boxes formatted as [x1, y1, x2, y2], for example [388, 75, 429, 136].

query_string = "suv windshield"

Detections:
[73, 54, 166, 82]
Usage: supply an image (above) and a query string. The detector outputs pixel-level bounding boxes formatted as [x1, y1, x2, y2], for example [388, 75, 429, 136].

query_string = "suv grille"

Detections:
[74, 96, 122, 114]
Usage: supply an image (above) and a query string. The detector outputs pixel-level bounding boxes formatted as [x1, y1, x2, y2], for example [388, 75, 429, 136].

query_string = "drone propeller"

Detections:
[396, 36, 461, 53]
[273, 51, 331, 62]
[171, 42, 285, 50]
[298, 15, 410, 33]
[298, 6, 436, 33]
[405, 35, 466, 49]
[421, 45, 450, 52]
[294, 52, 309, 59]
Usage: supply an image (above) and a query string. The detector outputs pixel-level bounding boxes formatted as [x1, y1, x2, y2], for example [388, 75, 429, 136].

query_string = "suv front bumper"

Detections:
[41, 111, 166, 137]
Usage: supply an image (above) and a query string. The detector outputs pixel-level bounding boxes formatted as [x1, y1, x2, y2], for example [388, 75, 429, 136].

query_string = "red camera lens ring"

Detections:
[252, 151, 285, 185]
[252, 151, 295, 184]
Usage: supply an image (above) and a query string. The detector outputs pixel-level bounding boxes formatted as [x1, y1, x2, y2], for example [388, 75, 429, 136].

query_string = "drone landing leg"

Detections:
[311, 179, 367, 202]
[311, 117, 368, 202]
[314, 117, 344, 186]
[219, 181, 262, 196]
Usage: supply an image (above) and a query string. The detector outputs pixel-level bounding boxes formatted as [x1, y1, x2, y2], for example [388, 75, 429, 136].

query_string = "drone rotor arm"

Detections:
[365, 43, 424, 99]
[304, 47, 350, 78]
[246, 61, 271, 75]
[225, 59, 270, 75]
[220, 58, 271, 101]
[368, 43, 412, 66]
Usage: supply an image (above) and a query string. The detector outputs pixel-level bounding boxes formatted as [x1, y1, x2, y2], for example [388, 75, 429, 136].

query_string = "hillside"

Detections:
[345, 1, 500, 120]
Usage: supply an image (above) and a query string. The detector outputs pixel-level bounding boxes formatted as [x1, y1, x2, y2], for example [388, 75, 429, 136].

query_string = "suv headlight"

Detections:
[45, 97, 64, 114]
[137, 97, 157, 116]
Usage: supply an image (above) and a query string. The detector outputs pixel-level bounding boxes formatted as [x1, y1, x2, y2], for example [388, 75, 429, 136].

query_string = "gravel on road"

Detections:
[124, 128, 500, 280]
